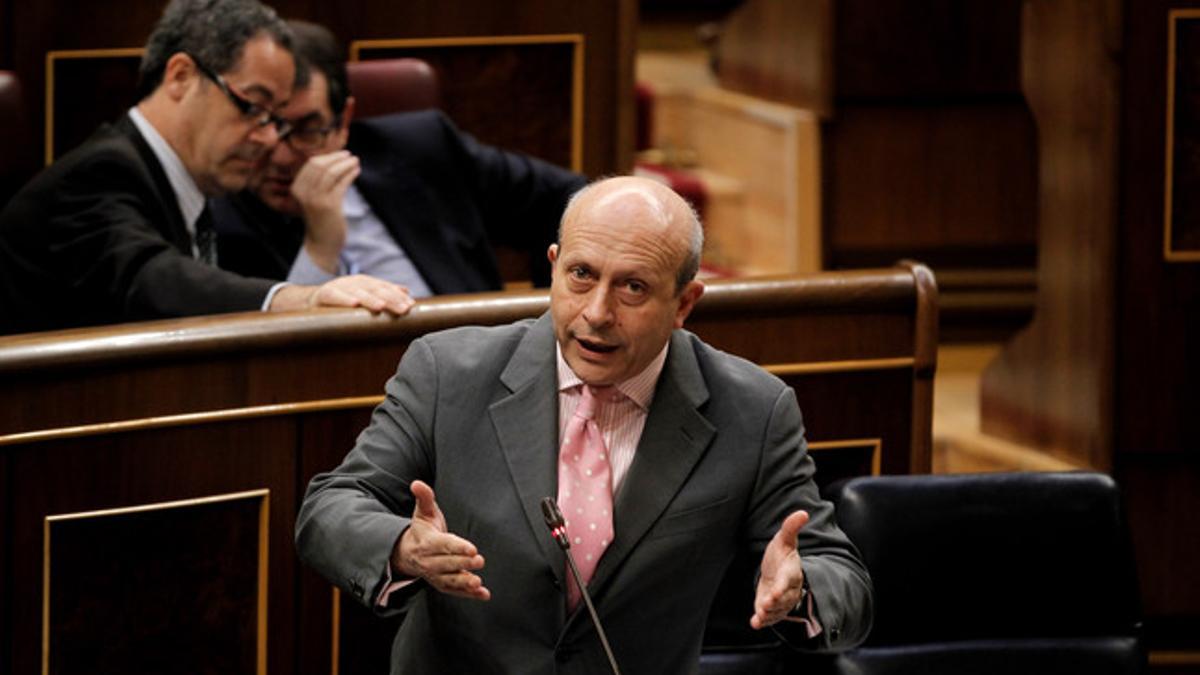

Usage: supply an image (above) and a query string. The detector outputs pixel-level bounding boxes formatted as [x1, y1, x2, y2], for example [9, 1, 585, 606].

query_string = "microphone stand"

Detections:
[541, 497, 622, 675]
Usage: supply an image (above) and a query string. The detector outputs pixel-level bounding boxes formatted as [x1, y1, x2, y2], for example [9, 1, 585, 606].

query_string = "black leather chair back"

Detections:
[827, 472, 1143, 675]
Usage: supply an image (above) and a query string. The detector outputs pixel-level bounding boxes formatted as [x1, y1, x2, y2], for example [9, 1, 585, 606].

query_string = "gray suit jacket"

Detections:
[296, 314, 872, 674]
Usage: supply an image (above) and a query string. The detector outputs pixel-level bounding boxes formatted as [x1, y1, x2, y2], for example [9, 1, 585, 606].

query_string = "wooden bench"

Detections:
[0, 264, 937, 675]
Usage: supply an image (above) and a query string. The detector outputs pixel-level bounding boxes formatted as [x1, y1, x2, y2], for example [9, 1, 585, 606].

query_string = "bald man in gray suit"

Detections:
[296, 176, 873, 674]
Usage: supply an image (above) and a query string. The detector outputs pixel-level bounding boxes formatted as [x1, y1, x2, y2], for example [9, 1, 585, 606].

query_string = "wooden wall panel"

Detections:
[832, 0, 1023, 99]
[45, 491, 267, 674]
[1116, 0, 1200, 662]
[1119, 4, 1200, 457]
[785, 370, 914, 477]
[980, 0, 1200, 665]
[0, 0, 10, 68]
[45, 51, 141, 164]
[6, 0, 634, 178]
[5, 418, 299, 675]
[825, 103, 1038, 270]
[353, 37, 581, 171]
[713, 0, 831, 114]
[713, 0, 1036, 339]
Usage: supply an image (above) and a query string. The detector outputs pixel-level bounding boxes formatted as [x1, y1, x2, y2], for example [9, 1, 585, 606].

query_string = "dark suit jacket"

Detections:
[296, 314, 873, 675]
[212, 110, 586, 293]
[0, 115, 275, 335]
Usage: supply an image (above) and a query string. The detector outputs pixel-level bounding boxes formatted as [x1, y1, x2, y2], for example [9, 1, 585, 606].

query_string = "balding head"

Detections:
[548, 176, 706, 385]
[559, 176, 704, 294]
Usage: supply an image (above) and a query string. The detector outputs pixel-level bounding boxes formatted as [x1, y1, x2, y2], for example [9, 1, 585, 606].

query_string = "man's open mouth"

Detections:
[577, 337, 618, 354]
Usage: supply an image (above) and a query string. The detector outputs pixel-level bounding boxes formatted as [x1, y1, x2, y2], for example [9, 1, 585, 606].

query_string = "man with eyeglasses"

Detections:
[211, 20, 586, 296]
[0, 0, 412, 336]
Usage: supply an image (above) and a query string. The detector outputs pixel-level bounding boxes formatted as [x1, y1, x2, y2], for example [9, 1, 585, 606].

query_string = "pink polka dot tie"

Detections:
[557, 385, 616, 611]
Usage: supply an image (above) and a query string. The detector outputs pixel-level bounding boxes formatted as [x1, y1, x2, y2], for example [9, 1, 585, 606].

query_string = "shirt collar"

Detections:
[555, 339, 670, 411]
[127, 107, 206, 229]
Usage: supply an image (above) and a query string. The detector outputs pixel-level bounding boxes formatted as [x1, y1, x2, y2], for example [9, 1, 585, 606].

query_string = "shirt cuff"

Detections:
[780, 584, 823, 638]
[375, 562, 418, 607]
[260, 282, 289, 311]
[287, 246, 341, 285]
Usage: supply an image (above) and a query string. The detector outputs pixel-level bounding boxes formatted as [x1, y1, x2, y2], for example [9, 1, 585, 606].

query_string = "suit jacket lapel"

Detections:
[489, 314, 566, 585]
[576, 332, 715, 621]
[116, 115, 191, 254]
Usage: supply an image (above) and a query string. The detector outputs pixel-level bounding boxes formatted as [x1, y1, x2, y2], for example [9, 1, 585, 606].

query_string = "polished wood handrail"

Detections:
[0, 267, 928, 374]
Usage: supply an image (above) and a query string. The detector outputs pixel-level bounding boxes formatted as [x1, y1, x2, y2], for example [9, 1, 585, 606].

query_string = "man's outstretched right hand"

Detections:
[391, 480, 491, 601]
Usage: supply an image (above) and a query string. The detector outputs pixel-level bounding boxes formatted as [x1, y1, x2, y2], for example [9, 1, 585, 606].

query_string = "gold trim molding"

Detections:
[808, 437, 883, 475]
[44, 48, 144, 165]
[3, 357, 914, 447]
[331, 587, 342, 675]
[348, 34, 585, 173]
[1, 395, 383, 447]
[1149, 650, 1200, 665]
[1164, 10, 1200, 262]
[765, 357, 914, 376]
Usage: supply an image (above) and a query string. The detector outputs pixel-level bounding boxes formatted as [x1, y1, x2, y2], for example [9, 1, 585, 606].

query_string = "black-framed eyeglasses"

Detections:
[281, 119, 340, 153]
[187, 52, 292, 137]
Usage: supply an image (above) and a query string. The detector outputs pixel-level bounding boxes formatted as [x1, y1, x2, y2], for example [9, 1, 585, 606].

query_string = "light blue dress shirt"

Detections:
[286, 184, 434, 298]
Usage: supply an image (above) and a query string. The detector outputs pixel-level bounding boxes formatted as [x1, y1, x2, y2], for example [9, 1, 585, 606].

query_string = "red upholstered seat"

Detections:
[346, 58, 440, 118]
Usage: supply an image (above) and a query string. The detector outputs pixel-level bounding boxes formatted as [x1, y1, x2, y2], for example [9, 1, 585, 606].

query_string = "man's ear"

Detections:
[547, 243, 559, 267]
[673, 279, 705, 328]
[162, 52, 198, 101]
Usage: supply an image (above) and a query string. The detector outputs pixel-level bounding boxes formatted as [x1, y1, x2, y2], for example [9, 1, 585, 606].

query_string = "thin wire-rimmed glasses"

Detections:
[186, 52, 293, 137]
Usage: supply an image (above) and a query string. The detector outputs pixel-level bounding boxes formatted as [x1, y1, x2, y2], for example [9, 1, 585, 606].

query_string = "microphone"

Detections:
[541, 497, 622, 675]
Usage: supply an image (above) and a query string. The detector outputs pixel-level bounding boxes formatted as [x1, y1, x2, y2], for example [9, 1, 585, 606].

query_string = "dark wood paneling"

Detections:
[786, 369, 913, 477]
[715, 0, 831, 113]
[355, 41, 577, 169]
[0, 267, 937, 675]
[47, 53, 141, 163]
[1118, 1, 1200, 458]
[825, 103, 1037, 270]
[1116, 0, 1200, 658]
[0, 269, 936, 436]
[6, 418, 299, 675]
[712, 0, 1036, 340]
[0, 0, 10, 68]
[295, 409, 386, 675]
[46, 493, 265, 674]
[809, 442, 879, 487]
[1166, 13, 1200, 256]
[832, 0, 1023, 100]
[10, 0, 634, 177]
[1115, 455, 1200, 647]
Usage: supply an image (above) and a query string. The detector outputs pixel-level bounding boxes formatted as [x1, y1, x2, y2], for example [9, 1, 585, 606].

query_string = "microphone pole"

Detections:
[541, 496, 622, 675]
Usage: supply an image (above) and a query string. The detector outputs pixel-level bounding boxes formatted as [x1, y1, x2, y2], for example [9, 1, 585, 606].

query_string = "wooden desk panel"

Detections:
[0, 266, 936, 675]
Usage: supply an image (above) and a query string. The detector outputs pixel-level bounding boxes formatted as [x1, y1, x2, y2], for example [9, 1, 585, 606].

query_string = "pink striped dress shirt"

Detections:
[555, 343, 668, 494]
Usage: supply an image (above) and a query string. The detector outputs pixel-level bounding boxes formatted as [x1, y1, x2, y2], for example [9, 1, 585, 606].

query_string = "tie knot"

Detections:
[575, 385, 613, 420]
